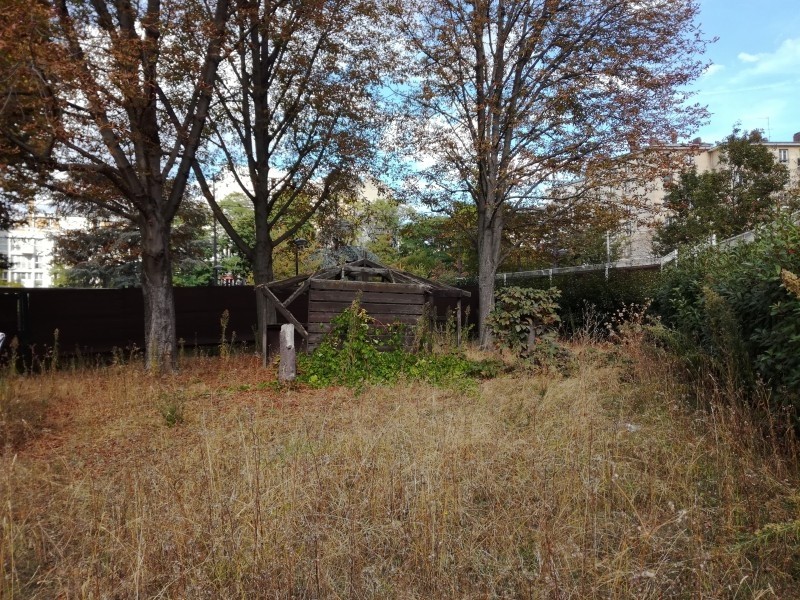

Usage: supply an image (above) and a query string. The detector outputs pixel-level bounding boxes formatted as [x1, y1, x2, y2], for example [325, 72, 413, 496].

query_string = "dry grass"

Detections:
[1, 344, 799, 598]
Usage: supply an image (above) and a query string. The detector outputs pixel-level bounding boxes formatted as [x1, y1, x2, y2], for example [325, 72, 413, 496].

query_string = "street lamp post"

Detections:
[292, 238, 308, 276]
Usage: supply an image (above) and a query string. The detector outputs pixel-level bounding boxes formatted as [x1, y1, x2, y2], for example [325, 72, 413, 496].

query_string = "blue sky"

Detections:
[688, 0, 800, 144]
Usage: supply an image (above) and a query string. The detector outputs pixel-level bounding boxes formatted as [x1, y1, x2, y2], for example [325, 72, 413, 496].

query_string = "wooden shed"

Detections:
[258, 258, 471, 353]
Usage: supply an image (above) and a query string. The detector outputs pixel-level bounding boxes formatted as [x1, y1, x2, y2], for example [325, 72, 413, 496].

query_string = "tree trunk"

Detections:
[477, 209, 503, 348]
[140, 213, 176, 372]
[254, 265, 276, 355]
[253, 199, 276, 353]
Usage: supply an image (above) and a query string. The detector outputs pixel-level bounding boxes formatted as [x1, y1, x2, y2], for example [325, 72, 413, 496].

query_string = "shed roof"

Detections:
[265, 258, 471, 298]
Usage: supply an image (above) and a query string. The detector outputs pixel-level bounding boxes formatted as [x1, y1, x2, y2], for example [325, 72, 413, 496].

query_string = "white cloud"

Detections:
[735, 38, 800, 79]
[702, 63, 725, 77]
[737, 52, 760, 63]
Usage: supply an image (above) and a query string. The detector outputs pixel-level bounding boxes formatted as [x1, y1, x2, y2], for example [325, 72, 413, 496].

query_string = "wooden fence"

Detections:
[0, 287, 267, 357]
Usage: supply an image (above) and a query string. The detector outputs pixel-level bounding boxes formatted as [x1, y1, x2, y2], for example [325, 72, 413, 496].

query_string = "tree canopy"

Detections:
[0, 0, 231, 371]
[193, 0, 396, 340]
[397, 0, 710, 344]
[53, 200, 213, 288]
[654, 129, 798, 253]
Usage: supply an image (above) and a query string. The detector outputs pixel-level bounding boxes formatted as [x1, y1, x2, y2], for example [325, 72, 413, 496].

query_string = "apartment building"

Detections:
[620, 131, 800, 259]
[693, 133, 800, 181]
[0, 212, 85, 288]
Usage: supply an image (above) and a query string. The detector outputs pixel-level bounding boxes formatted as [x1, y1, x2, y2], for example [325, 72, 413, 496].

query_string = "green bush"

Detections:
[298, 296, 494, 390]
[487, 286, 561, 353]
[653, 218, 800, 415]
[495, 268, 661, 334]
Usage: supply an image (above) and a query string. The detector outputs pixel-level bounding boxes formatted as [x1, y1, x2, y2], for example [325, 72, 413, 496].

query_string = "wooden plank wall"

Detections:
[307, 279, 426, 350]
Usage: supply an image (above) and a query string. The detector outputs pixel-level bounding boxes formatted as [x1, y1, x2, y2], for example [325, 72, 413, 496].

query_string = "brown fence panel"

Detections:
[0, 290, 23, 344]
[0, 286, 270, 355]
[0, 281, 446, 357]
[27, 288, 144, 353]
[174, 286, 257, 347]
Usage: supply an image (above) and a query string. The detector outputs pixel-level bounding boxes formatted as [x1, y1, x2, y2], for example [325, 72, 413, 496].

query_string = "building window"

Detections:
[779, 149, 788, 163]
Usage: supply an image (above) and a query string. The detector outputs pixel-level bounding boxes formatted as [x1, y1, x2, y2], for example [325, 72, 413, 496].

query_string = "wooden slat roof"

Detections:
[265, 258, 471, 298]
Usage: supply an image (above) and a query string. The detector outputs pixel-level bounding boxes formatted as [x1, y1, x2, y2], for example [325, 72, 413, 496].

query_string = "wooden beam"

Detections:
[431, 288, 471, 298]
[387, 269, 471, 298]
[310, 290, 423, 304]
[316, 267, 343, 280]
[310, 279, 425, 294]
[265, 267, 340, 290]
[424, 295, 433, 352]
[258, 284, 309, 340]
[342, 265, 392, 277]
[388, 270, 424, 285]
[283, 276, 314, 308]
[309, 311, 422, 324]
[359, 258, 384, 269]
[309, 301, 425, 315]
[264, 276, 304, 289]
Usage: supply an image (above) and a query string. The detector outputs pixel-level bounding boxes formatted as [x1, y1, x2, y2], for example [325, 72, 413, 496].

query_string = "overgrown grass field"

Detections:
[2, 343, 799, 598]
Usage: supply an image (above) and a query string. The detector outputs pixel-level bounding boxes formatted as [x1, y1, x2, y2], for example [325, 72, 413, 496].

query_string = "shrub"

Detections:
[487, 286, 561, 354]
[298, 296, 491, 390]
[492, 269, 661, 335]
[653, 217, 800, 418]
[157, 392, 186, 427]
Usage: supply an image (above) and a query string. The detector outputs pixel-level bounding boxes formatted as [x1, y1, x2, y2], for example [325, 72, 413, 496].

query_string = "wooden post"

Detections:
[456, 298, 462, 347]
[279, 324, 296, 382]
